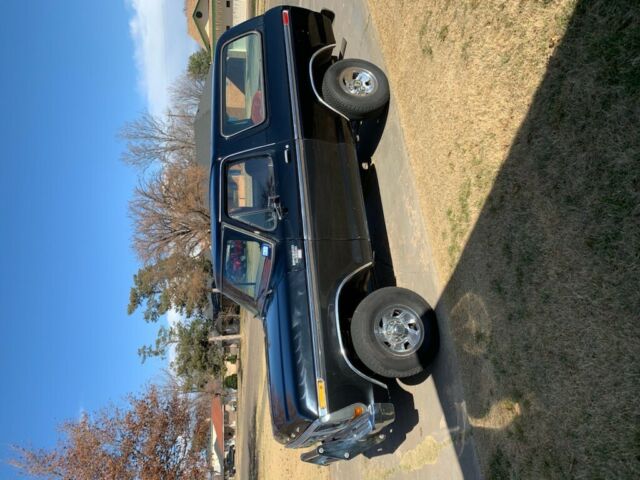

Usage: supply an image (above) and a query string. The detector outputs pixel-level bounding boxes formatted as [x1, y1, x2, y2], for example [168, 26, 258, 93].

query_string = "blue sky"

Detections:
[0, 1, 197, 477]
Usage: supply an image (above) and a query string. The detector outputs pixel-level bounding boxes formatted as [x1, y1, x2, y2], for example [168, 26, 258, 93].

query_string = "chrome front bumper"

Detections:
[293, 403, 395, 465]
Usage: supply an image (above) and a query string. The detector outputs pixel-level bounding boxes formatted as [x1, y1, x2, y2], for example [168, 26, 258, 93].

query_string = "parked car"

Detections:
[209, 5, 438, 465]
[225, 445, 236, 476]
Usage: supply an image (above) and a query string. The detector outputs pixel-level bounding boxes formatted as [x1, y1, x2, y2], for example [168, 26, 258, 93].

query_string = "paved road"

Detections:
[235, 312, 264, 480]
[236, 1, 483, 478]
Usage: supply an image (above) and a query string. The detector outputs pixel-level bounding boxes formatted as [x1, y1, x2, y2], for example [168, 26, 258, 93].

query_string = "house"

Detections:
[186, 0, 240, 57]
[225, 404, 237, 436]
[208, 395, 225, 478]
[224, 360, 238, 377]
[227, 343, 239, 357]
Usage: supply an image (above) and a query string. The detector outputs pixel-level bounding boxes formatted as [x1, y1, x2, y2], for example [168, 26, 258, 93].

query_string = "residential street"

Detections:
[235, 311, 261, 480]
[233, 1, 482, 478]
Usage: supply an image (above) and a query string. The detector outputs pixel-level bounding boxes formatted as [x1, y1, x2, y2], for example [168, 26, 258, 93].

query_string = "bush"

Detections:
[223, 374, 237, 390]
[188, 49, 211, 79]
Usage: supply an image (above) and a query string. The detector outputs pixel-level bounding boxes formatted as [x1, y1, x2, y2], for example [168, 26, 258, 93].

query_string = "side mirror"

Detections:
[268, 195, 284, 220]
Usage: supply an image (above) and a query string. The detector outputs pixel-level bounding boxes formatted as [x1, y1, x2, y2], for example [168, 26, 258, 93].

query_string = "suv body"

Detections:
[209, 6, 433, 464]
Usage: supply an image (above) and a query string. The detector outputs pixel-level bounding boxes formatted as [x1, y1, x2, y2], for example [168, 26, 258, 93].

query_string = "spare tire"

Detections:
[322, 59, 390, 120]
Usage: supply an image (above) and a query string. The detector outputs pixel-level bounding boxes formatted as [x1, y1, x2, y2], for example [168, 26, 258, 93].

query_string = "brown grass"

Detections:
[368, 0, 640, 478]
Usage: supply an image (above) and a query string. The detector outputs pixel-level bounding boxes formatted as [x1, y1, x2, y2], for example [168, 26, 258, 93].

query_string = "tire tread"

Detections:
[321, 59, 390, 120]
[350, 287, 436, 378]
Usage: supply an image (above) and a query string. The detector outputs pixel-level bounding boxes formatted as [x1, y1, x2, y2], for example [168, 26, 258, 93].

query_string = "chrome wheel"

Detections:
[373, 306, 424, 356]
[338, 67, 378, 96]
[322, 59, 389, 120]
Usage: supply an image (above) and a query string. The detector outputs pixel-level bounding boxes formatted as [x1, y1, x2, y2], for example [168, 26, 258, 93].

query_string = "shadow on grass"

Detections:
[432, 1, 640, 477]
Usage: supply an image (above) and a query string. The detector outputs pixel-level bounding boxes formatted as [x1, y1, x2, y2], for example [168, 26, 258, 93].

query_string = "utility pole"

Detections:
[208, 333, 241, 343]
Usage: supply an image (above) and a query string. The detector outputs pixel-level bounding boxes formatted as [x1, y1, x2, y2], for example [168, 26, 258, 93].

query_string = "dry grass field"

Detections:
[367, 0, 640, 478]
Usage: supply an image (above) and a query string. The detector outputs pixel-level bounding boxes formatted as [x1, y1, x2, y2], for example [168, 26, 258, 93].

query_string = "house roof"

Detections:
[186, 0, 203, 46]
[210, 395, 225, 473]
[193, 0, 212, 52]
[187, 0, 217, 57]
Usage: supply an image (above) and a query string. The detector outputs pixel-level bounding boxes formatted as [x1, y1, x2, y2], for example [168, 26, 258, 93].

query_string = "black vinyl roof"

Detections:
[194, 66, 213, 170]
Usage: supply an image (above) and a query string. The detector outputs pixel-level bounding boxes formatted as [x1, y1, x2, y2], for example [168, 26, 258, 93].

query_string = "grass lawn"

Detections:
[367, 0, 640, 478]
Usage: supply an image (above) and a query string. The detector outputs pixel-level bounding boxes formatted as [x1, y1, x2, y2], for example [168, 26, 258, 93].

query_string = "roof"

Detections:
[187, 0, 214, 53]
[209, 395, 225, 473]
[185, 0, 204, 47]
[194, 66, 216, 296]
[194, 66, 213, 171]
[194, 0, 212, 53]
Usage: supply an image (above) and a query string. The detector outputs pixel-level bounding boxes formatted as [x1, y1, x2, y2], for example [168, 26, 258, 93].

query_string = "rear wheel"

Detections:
[321, 59, 390, 120]
[350, 287, 437, 378]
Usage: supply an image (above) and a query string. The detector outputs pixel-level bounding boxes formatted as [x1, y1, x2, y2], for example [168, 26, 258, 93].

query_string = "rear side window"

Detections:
[221, 33, 265, 136]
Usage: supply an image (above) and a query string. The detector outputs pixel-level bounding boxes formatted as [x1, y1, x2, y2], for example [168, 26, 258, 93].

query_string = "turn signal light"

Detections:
[316, 379, 327, 411]
[353, 406, 364, 418]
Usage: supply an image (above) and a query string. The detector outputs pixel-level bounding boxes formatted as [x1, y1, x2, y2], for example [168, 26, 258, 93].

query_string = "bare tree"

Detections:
[159, 368, 220, 398]
[130, 162, 210, 264]
[119, 112, 196, 170]
[170, 73, 207, 116]
[120, 73, 206, 171]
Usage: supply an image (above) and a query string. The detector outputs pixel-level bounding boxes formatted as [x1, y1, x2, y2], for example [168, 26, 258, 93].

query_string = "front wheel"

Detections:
[321, 59, 390, 120]
[350, 287, 437, 378]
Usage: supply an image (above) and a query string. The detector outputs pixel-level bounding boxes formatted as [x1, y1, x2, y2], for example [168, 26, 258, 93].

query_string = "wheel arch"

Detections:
[309, 43, 352, 121]
[333, 262, 387, 388]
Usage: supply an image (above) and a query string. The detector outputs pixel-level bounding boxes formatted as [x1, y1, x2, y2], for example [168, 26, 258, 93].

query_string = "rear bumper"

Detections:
[290, 403, 395, 465]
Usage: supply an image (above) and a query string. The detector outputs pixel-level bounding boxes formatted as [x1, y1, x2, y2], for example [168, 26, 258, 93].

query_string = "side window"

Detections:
[226, 157, 277, 231]
[223, 236, 272, 300]
[222, 33, 265, 136]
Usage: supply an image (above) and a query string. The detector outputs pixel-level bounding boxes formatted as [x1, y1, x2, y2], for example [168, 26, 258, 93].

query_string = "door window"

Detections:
[226, 157, 277, 231]
[221, 33, 265, 136]
[222, 232, 272, 302]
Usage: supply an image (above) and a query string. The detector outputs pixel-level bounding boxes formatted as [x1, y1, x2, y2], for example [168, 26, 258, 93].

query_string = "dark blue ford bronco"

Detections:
[209, 6, 437, 465]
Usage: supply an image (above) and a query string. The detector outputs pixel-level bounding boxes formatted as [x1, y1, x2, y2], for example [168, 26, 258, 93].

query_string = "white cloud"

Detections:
[127, 0, 199, 115]
[166, 308, 185, 327]
[166, 308, 185, 365]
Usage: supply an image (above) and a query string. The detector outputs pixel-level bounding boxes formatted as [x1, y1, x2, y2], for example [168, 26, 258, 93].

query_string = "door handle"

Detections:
[284, 145, 291, 164]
